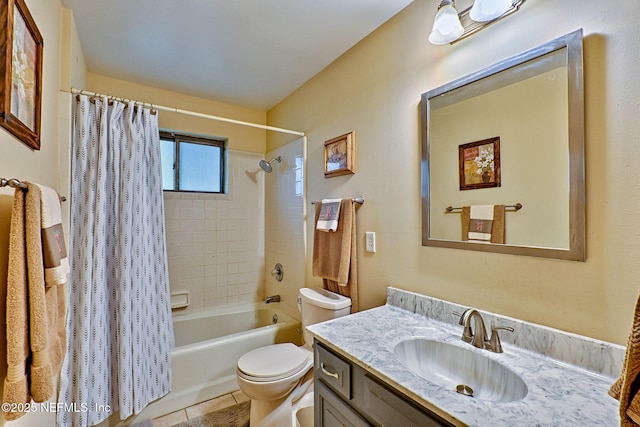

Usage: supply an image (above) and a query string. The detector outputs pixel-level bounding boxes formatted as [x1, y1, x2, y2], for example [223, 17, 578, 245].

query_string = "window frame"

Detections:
[160, 130, 226, 194]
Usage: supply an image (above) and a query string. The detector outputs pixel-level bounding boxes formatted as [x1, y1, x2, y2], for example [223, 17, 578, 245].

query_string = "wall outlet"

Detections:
[365, 231, 376, 253]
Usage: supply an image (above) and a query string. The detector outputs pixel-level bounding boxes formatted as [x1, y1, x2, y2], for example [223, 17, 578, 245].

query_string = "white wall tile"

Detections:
[264, 139, 306, 321]
[165, 151, 265, 313]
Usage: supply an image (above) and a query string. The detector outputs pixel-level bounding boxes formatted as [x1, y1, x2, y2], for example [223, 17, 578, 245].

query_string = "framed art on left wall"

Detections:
[0, 0, 43, 150]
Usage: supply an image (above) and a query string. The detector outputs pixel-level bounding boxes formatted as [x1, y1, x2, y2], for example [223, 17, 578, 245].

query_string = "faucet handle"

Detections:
[488, 326, 514, 353]
[271, 263, 284, 281]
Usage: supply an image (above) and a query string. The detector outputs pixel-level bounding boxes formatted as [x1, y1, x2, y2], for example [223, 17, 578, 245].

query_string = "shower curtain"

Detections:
[57, 95, 174, 427]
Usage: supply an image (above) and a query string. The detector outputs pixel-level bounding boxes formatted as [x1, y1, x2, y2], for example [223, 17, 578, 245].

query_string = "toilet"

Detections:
[236, 288, 351, 427]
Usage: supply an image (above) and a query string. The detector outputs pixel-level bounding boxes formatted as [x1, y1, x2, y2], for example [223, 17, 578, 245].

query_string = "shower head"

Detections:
[259, 156, 282, 173]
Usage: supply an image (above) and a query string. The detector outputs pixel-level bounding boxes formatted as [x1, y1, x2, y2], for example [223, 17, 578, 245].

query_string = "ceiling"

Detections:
[62, 0, 415, 111]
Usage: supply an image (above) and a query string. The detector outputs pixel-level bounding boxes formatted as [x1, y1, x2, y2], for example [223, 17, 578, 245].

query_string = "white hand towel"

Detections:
[35, 184, 69, 286]
[316, 199, 342, 232]
[468, 205, 494, 243]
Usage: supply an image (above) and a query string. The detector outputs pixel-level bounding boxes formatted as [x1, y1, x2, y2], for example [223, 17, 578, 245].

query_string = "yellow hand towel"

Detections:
[610, 289, 640, 426]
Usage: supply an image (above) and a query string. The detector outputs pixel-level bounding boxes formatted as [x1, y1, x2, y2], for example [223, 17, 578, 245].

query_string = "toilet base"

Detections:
[248, 373, 314, 427]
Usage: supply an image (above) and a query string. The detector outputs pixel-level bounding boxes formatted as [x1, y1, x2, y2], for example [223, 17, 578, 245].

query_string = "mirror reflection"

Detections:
[421, 30, 585, 261]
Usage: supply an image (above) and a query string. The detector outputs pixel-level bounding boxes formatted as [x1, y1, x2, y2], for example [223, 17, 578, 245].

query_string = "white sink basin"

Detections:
[394, 338, 528, 403]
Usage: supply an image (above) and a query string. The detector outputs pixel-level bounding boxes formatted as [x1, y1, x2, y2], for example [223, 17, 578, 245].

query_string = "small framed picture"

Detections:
[459, 137, 501, 190]
[324, 131, 355, 178]
[0, 0, 43, 150]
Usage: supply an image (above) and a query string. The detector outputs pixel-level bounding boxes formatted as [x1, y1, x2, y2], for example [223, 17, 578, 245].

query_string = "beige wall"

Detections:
[0, 2, 85, 426]
[86, 73, 267, 154]
[59, 7, 87, 90]
[267, 0, 640, 345]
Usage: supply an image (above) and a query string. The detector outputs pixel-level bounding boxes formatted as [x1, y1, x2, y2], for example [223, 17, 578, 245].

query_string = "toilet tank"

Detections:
[298, 288, 351, 345]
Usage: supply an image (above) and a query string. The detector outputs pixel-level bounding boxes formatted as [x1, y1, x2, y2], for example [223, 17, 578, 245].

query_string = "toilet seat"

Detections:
[237, 343, 310, 382]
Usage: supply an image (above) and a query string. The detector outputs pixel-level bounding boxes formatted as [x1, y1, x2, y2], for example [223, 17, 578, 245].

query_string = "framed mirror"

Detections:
[421, 29, 585, 261]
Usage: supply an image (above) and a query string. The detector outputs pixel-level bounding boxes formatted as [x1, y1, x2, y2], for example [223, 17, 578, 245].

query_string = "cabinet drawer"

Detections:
[315, 342, 352, 400]
[363, 374, 448, 427]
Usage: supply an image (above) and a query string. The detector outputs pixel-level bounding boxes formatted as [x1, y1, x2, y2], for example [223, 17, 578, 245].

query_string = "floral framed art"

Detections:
[459, 137, 501, 190]
[324, 131, 356, 178]
[0, 0, 43, 150]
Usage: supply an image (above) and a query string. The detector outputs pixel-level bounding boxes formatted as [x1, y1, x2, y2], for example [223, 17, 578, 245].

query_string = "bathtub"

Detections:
[121, 302, 301, 423]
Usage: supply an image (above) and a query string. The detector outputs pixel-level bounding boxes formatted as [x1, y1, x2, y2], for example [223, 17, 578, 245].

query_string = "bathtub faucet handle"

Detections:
[265, 295, 281, 304]
[271, 263, 284, 282]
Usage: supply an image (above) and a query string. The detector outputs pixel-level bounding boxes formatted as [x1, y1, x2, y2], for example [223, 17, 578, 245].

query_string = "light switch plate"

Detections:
[365, 231, 376, 253]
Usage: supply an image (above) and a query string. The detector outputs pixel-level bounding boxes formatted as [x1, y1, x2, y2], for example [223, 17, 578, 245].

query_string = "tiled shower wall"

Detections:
[164, 150, 265, 313]
[264, 139, 306, 320]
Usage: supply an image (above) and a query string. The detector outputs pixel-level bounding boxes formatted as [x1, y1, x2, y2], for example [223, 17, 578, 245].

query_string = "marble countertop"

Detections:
[307, 290, 621, 426]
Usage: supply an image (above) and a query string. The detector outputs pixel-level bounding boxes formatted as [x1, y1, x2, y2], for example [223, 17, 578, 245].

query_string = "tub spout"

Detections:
[265, 295, 281, 304]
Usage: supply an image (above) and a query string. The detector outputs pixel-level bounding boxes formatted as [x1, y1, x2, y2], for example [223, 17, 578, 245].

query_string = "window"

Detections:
[160, 131, 226, 193]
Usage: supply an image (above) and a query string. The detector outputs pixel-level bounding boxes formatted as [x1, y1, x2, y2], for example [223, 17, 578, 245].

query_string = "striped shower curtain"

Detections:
[57, 95, 174, 427]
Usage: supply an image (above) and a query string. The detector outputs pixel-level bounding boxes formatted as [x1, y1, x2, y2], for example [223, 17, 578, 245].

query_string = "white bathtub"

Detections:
[118, 302, 301, 424]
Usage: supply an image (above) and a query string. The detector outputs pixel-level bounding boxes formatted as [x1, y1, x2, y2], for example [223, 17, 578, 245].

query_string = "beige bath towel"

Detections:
[312, 199, 358, 312]
[3, 183, 68, 420]
[610, 289, 640, 425]
[461, 205, 505, 244]
[3, 189, 30, 420]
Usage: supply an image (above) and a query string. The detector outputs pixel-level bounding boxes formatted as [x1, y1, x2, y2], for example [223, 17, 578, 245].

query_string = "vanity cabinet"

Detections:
[314, 341, 454, 427]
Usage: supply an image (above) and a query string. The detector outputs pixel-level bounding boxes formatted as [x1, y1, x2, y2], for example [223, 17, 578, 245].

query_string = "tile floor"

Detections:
[152, 390, 250, 427]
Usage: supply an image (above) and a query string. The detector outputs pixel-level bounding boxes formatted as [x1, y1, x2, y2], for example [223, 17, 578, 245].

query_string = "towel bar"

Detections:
[311, 197, 364, 205]
[445, 203, 522, 213]
[1, 177, 67, 202]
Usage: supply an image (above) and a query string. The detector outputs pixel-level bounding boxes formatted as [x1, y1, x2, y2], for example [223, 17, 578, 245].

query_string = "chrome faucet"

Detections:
[459, 309, 488, 349]
[265, 295, 281, 304]
[456, 308, 514, 353]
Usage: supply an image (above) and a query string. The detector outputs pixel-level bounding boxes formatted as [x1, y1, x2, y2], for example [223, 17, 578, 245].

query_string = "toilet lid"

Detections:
[237, 343, 310, 381]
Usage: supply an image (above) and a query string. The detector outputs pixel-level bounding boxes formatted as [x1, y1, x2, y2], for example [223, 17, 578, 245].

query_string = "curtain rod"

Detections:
[70, 88, 306, 137]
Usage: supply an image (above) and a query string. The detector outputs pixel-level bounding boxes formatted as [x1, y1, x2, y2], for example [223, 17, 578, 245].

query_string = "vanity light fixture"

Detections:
[429, 0, 525, 45]
[470, 0, 512, 21]
[428, 0, 464, 45]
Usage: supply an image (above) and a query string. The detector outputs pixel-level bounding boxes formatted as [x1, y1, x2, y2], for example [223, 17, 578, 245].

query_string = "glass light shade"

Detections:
[469, 0, 512, 22]
[429, 3, 464, 45]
